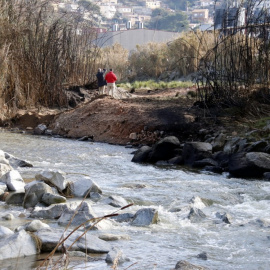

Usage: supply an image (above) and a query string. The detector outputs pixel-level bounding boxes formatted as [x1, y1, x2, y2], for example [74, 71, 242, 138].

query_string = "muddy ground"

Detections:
[2, 86, 249, 145]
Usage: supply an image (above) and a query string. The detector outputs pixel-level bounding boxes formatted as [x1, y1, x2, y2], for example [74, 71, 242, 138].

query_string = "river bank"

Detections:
[0, 86, 255, 146]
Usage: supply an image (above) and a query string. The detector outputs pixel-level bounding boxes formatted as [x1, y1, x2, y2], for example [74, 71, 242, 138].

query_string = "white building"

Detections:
[98, 4, 116, 19]
[145, 0, 161, 9]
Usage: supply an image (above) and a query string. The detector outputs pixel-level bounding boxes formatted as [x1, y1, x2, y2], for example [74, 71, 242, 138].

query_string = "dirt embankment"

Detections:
[1, 87, 238, 145]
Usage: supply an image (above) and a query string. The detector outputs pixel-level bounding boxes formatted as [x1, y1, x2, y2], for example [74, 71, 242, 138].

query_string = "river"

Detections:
[0, 131, 269, 270]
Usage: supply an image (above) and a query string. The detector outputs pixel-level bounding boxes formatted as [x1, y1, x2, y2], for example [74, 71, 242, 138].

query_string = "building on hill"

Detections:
[132, 6, 152, 15]
[199, 0, 215, 7]
[191, 9, 209, 23]
[98, 3, 117, 19]
[145, 0, 161, 9]
[95, 27, 180, 51]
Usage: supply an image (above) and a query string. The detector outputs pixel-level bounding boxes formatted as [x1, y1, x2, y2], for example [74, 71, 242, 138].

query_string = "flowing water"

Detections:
[0, 131, 269, 270]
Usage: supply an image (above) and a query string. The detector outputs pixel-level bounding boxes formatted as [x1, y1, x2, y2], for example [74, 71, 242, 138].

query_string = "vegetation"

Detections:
[145, 8, 189, 32]
[0, 0, 101, 115]
[164, 0, 197, 11]
[118, 80, 194, 90]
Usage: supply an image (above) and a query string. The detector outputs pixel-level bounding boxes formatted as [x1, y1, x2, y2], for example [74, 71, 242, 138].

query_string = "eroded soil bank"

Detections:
[0, 87, 248, 145]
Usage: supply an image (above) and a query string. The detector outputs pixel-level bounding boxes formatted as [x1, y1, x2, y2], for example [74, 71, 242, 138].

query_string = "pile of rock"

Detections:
[0, 150, 161, 267]
[131, 135, 270, 179]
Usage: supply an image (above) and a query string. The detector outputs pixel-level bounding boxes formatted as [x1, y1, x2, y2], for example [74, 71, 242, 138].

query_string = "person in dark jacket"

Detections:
[96, 68, 106, 95]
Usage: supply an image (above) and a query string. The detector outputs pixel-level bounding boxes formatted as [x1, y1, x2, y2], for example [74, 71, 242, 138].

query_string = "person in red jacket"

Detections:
[105, 68, 117, 97]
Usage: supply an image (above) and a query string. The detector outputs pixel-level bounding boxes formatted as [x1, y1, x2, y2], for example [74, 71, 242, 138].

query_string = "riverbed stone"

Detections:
[0, 230, 38, 260]
[5, 191, 25, 205]
[0, 151, 10, 166]
[174, 260, 209, 270]
[131, 208, 159, 226]
[30, 203, 69, 219]
[245, 141, 268, 153]
[189, 196, 206, 210]
[131, 145, 152, 163]
[103, 195, 129, 208]
[182, 142, 212, 166]
[229, 152, 270, 178]
[0, 170, 25, 191]
[148, 136, 181, 162]
[0, 182, 7, 193]
[212, 133, 226, 152]
[192, 158, 218, 168]
[105, 247, 129, 264]
[34, 123, 47, 135]
[16, 220, 50, 232]
[98, 233, 130, 241]
[23, 181, 53, 208]
[0, 163, 12, 178]
[0, 226, 14, 237]
[41, 192, 67, 205]
[4, 152, 33, 168]
[70, 177, 102, 197]
[58, 201, 96, 226]
[2, 213, 15, 220]
[35, 228, 111, 253]
[35, 169, 69, 191]
[215, 212, 232, 224]
[110, 213, 134, 223]
[187, 208, 206, 223]
[223, 137, 241, 154]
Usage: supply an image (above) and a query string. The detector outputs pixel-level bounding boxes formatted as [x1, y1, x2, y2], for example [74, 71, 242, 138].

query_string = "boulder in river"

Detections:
[41, 192, 67, 206]
[0, 163, 12, 178]
[70, 176, 102, 197]
[148, 136, 181, 163]
[131, 145, 152, 163]
[105, 247, 130, 264]
[102, 195, 129, 208]
[229, 152, 270, 178]
[35, 169, 69, 192]
[131, 208, 159, 226]
[0, 230, 38, 260]
[0, 170, 25, 191]
[57, 201, 96, 226]
[4, 151, 33, 168]
[187, 207, 206, 223]
[174, 260, 209, 270]
[16, 220, 50, 232]
[5, 191, 25, 205]
[23, 181, 53, 208]
[182, 142, 212, 166]
[0, 226, 14, 237]
[35, 228, 111, 253]
[30, 203, 69, 219]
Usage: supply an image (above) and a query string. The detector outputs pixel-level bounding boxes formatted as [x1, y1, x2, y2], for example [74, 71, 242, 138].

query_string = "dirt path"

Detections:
[2, 86, 238, 145]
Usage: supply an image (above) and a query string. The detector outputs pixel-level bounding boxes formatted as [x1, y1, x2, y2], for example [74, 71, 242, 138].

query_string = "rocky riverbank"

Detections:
[0, 149, 213, 269]
[2, 86, 270, 181]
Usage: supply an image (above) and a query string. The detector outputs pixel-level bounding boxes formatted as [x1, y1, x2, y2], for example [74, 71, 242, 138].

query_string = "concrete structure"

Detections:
[192, 9, 209, 23]
[145, 1, 161, 9]
[117, 6, 133, 13]
[95, 29, 180, 51]
[199, 0, 215, 7]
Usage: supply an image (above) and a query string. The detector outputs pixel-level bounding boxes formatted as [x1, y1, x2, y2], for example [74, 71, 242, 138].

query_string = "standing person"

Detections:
[96, 68, 106, 95]
[105, 68, 117, 97]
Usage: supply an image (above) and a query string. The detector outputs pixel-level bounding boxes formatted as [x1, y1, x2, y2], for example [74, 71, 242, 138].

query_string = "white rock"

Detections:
[35, 169, 68, 191]
[0, 170, 25, 191]
[0, 230, 38, 260]
[0, 226, 14, 237]
[0, 163, 12, 178]
[70, 177, 102, 197]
